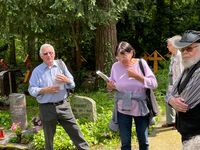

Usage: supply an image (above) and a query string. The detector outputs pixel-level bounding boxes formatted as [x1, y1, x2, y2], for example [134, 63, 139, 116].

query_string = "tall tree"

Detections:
[95, 0, 128, 73]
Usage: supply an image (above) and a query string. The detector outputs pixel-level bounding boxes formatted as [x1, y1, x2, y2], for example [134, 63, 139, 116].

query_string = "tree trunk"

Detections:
[155, 0, 165, 49]
[95, 24, 117, 73]
[27, 34, 35, 61]
[9, 36, 16, 66]
[95, 0, 117, 74]
[71, 21, 81, 71]
[168, 0, 174, 36]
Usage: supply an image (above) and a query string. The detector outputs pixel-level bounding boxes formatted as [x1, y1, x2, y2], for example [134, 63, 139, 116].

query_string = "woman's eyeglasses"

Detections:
[119, 51, 130, 56]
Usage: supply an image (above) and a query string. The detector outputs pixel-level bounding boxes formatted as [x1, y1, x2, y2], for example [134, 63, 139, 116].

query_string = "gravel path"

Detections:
[148, 115, 182, 150]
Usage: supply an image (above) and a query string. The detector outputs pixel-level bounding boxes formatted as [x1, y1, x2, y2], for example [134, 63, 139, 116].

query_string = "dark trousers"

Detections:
[118, 112, 149, 150]
[39, 100, 90, 150]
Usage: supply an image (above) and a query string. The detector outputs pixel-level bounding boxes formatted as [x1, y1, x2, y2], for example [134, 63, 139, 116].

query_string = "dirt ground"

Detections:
[148, 119, 182, 150]
[133, 115, 182, 150]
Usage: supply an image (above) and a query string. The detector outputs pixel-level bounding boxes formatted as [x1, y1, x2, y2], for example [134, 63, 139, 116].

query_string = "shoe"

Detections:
[162, 123, 175, 127]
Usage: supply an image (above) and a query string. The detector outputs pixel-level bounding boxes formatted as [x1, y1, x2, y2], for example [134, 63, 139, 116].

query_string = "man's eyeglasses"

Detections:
[43, 52, 54, 56]
[181, 45, 199, 53]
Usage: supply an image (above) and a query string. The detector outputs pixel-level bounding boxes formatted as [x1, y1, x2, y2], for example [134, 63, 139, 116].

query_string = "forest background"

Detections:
[0, 0, 200, 149]
[0, 0, 200, 87]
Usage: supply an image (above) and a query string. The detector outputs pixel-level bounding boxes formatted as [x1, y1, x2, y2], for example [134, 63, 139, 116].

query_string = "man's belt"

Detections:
[44, 100, 64, 106]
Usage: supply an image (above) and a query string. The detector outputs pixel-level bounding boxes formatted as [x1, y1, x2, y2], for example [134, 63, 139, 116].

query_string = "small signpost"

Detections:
[148, 50, 165, 73]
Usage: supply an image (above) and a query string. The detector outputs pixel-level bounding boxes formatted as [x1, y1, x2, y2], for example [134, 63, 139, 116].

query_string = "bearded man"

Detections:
[166, 30, 200, 143]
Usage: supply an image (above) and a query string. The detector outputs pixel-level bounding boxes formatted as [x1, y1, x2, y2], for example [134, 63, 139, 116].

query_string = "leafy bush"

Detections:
[32, 90, 121, 149]
[31, 126, 74, 150]
[31, 77, 171, 150]
[0, 96, 9, 106]
[0, 110, 10, 129]
[155, 60, 170, 111]
[0, 66, 169, 149]
[155, 60, 170, 95]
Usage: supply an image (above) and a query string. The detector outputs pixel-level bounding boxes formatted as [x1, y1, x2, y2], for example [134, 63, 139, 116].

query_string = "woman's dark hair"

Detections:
[115, 41, 136, 58]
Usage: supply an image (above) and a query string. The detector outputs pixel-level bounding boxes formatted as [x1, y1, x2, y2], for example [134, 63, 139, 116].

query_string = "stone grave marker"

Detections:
[70, 95, 97, 122]
[9, 93, 28, 130]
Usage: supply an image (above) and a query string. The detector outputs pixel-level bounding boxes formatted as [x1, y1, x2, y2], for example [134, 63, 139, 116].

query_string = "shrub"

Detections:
[31, 91, 120, 149]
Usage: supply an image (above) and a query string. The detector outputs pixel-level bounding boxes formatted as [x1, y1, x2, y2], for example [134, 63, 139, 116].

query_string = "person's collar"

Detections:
[42, 60, 58, 70]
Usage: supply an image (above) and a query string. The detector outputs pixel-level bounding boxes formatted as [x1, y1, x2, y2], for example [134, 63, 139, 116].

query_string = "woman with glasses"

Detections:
[107, 41, 157, 150]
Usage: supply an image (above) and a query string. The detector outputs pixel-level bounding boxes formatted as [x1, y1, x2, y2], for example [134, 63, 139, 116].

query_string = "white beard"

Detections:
[182, 52, 200, 69]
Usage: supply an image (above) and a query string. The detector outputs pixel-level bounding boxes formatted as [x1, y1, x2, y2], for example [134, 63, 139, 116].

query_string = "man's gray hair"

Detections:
[167, 35, 182, 45]
[183, 135, 200, 150]
[39, 43, 55, 56]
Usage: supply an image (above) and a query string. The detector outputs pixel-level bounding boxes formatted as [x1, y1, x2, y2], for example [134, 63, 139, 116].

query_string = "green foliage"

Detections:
[17, 83, 29, 95]
[26, 96, 39, 107]
[155, 60, 170, 95]
[117, 0, 200, 57]
[0, 95, 39, 129]
[0, 0, 130, 69]
[11, 122, 22, 135]
[32, 91, 120, 149]
[95, 0, 129, 25]
[0, 0, 200, 73]
[78, 112, 119, 145]
[26, 97, 40, 125]
[154, 60, 170, 112]
[77, 91, 118, 144]
[0, 70, 170, 149]
[9, 136, 19, 143]
[0, 96, 10, 128]
[31, 130, 45, 150]
[32, 126, 75, 150]
[21, 132, 34, 144]
[0, 110, 10, 129]
[31, 89, 167, 149]
[0, 96, 9, 106]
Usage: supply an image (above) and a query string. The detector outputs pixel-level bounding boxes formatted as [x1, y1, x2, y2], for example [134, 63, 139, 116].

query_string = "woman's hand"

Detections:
[127, 68, 144, 83]
[106, 80, 116, 91]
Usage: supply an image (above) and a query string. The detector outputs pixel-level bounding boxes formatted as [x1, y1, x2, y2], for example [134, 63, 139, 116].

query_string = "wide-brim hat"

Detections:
[173, 30, 200, 49]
